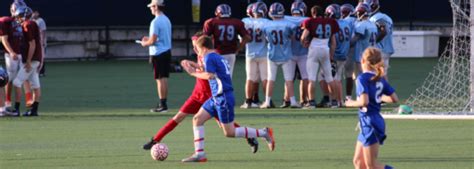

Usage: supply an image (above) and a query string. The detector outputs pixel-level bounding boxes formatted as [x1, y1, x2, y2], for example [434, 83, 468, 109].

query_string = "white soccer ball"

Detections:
[150, 143, 169, 161]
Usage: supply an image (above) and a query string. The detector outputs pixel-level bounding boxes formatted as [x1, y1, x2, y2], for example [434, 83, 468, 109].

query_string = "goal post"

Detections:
[386, 0, 473, 119]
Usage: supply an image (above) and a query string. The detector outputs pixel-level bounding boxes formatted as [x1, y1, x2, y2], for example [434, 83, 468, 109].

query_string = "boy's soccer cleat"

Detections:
[181, 153, 207, 162]
[263, 127, 275, 151]
[22, 110, 38, 117]
[143, 137, 157, 150]
[247, 138, 259, 153]
[2, 109, 19, 117]
[279, 101, 290, 108]
[150, 106, 168, 113]
[290, 103, 302, 108]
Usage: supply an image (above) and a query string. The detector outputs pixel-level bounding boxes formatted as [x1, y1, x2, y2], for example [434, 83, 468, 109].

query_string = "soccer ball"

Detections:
[398, 105, 413, 115]
[150, 143, 169, 161]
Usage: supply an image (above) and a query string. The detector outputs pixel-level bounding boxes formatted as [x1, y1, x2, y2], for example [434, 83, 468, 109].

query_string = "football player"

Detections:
[366, 0, 394, 79]
[301, 5, 340, 108]
[13, 6, 42, 116]
[203, 4, 251, 77]
[241, 2, 269, 109]
[282, 0, 309, 107]
[181, 35, 275, 162]
[0, 67, 9, 117]
[259, 2, 300, 109]
[341, 3, 358, 100]
[350, 3, 378, 79]
[319, 4, 353, 107]
[143, 32, 259, 154]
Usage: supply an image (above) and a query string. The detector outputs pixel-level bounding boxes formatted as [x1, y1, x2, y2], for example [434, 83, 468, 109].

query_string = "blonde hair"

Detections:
[362, 47, 384, 81]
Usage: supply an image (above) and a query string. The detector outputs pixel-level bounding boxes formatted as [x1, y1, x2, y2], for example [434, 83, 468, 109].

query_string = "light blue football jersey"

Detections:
[284, 15, 309, 57]
[262, 19, 296, 62]
[242, 17, 269, 59]
[370, 12, 394, 55]
[354, 20, 378, 62]
[343, 16, 357, 35]
[334, 19, 353, 61]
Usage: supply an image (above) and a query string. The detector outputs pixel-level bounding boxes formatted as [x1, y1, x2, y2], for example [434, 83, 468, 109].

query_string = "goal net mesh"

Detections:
[397, 0, 472, 115]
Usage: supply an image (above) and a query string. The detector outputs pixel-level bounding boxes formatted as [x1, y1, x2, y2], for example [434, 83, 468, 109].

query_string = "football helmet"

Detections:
[0, 67, 9, 88]
[364, 0, 380, 13]
[341, 4, 355, 18]
[325, 4, 341, 19]
[291, 0, 307, 16]
[268, 2, 285, 18]
[215, 4, 231, 18]
[252, 1, 268, 17]
[246, 3, 254, 17]
[355, 3, 370, 20]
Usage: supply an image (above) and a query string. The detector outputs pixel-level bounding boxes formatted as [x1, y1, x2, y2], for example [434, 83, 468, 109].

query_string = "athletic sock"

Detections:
[252, 92, 260, 103]
[323, 95, 329, 102]
[14, 102, 20, 111]
[290, 96, 297, 105]
[160, 99, 167, 108]
[193, 126, 205, 155]
[245, 98, 252, 104]
[153, 119, 178, 142]
[31, 102, 39, 114]
[235, 127, 267, 138]
[265, 96, 272, 105]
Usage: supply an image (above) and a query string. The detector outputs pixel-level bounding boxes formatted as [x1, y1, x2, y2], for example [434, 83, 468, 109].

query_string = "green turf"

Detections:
[0, 58, 473, 169]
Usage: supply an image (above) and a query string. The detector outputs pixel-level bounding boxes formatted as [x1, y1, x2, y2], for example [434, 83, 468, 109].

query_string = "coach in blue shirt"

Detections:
[141, 0, 172, 113]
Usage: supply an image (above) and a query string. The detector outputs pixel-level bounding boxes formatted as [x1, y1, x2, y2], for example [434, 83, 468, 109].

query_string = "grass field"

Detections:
[0, 58, 473, 169]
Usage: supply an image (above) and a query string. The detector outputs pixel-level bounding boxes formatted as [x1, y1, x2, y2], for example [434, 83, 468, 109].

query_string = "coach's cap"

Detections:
[147, 0, 164, 7]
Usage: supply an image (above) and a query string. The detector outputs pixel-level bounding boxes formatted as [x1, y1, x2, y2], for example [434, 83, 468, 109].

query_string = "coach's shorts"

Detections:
[180, 97, 206, 114]
[152, 50, 171, 79]
[357, 113, 387, 147]
[202, 92, 235, 124]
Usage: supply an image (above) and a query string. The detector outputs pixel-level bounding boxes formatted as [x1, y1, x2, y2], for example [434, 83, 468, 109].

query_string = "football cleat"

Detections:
[240, 102, 251, 109]
[150, 106, 168, 113]
[143, 137, 157, 150]
[181, 153, 208, 162]
[303, 101, 316, 109]
[263, 127, 275, 151]
[290, 103, 302, 108]
[247, 138, 259, 153]
[279, 101, 290, 108]
[259, 102, 275, 109]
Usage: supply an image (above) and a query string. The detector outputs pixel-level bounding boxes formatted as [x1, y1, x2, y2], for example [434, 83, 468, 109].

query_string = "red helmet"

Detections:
[246, 3, 254, 17]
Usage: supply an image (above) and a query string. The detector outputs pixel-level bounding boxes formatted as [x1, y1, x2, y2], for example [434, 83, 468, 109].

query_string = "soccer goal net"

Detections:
[391, 0, 473, 116]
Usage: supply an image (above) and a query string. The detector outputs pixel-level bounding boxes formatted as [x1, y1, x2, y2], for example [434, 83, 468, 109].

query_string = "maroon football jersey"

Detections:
[302, 17, 340, 39]
[203, 17, 248, 55]
[0, 16, 22, 53]
[21, 20, 42, 63]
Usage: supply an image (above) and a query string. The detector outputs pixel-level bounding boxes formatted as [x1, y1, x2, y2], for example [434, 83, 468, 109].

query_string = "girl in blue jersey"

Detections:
[345, 47, 398, 169]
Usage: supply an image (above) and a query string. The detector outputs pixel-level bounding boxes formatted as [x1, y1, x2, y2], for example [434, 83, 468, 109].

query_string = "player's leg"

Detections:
[335, 61, 346, 106]
[353, 141, 367, 169]
[282, 60, 299, 108]
[242, 58, 257, 108]
[317, 72, 330, 108]
[0, 87, 6, 117]
[296, 56, 309, 105]
[4, 53, 21, 111]
[23, 81, 33, 107]
[345, 51, 355, 100]
[305, 47, 320, 108]
[362, 143, 389, 169]
[181, 104, 214, 162]
[319, 49, 338, 107]
[258, 58, 268, 106]
[26, 62, 41, 116]
[12, 64, 31, 116]
[261, 61, 277, 108]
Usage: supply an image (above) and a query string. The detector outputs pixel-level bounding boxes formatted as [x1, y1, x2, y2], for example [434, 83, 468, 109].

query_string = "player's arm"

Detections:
[329, 34, 336, 61]
[381, 93, 399, 103]
[300, 29, 310, 48]
[236, 34, 251, 55]
[375, 21, 387, 42]
[350, 33, 362, 47]
[190, 71, 215, 80]
[345, 93, 369, 107]
[1, 35, 17, 58]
